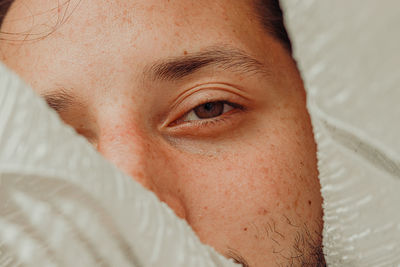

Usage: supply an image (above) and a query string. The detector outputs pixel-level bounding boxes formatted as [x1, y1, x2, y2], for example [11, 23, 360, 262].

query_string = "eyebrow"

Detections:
[145, 46, 268, 81]
[41, 87, 80, 113]
[226, 248, 250, 267]
[42, 47, 267, 112]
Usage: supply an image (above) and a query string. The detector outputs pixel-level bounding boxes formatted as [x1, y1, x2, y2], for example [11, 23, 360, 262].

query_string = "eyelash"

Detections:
[170, 100, 244, 128]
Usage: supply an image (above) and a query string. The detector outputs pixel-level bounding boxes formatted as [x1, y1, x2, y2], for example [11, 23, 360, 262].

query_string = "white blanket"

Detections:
[282, 0, 400, 266]
[1, 1, 399, 266]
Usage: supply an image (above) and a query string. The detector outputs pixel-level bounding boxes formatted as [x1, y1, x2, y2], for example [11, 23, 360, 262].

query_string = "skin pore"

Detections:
[0, 0, 325, 266]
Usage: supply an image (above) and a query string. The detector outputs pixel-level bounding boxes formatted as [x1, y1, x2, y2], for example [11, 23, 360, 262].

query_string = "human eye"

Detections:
[168, 99, 244, 128]
[162, 85, 251, 136]
[181, 101, 240, 122]
[162, 97, 247, 139]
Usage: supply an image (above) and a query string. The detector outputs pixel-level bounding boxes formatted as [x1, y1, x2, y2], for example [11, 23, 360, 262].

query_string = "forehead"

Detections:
[4, 0, 273, 56]
[4, 0, 262, 44]
[2, 0, 279, 91]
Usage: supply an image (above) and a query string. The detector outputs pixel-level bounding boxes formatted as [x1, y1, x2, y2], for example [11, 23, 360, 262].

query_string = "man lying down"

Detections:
[0, 0, 325, 266]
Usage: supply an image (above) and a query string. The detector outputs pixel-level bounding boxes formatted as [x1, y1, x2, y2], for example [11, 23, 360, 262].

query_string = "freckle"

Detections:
[136, 171, 144, 178]
[258, 208, 269, 215]
[243, 227, 248, 231]
[183, 50, 188, 55]
[308, 200, 312, 205]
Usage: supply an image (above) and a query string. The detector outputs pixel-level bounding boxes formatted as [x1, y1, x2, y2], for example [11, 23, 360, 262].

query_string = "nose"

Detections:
[97, 122, 159, 191]
[95, 121, 187, 219]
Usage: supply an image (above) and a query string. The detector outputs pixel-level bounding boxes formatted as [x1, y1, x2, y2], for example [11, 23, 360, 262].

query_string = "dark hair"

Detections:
[255, 0, 292, 52]
[0, 0, 12, 26]
[0, 0, 292, 53]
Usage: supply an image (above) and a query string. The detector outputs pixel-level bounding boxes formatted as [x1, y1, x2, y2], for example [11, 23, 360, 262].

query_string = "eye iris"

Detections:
[194, 101, 224, 119]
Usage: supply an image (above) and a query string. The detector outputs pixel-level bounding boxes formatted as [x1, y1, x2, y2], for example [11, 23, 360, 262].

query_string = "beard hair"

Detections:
[229, 216, 325, 267]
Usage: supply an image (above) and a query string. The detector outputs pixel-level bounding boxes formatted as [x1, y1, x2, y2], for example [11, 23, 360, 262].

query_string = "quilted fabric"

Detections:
[281, 1, 400, 266]
[1, 1, 400, 266]
[0, 64, 238, 267]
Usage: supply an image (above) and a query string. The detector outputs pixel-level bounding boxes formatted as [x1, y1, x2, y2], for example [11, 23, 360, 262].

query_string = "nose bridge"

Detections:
[94, 102, 188, 220]
[97, 121, 157, 190]
[97, 121, 188, 219]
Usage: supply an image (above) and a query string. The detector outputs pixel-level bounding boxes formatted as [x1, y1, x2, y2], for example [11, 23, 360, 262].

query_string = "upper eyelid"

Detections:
[190, 100, 240, 110]
[173, 88, 248, 113]
[170, 82, 253, 110]
[183, 101, 238, 117]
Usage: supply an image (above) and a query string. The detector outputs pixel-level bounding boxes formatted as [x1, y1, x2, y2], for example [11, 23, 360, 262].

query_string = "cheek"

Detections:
[172, 115, 321, 232]
[171, 148, 318, 256]
[173, 145, 314, 222]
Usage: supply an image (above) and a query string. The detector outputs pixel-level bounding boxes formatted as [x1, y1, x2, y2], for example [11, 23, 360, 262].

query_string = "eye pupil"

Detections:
[194, 101, 224, 119]
[204, 102, 214, 111]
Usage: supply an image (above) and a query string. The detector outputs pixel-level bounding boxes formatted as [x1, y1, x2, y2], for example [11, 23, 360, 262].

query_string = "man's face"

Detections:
[0, 0, 324, 265]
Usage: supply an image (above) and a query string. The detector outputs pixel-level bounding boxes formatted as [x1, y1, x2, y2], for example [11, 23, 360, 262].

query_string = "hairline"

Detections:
[252, 0, 293, 53]
[0, 0, 292, 52]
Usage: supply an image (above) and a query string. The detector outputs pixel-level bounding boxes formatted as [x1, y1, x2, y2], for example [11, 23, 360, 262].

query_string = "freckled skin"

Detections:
[0, 0, 324, 265]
